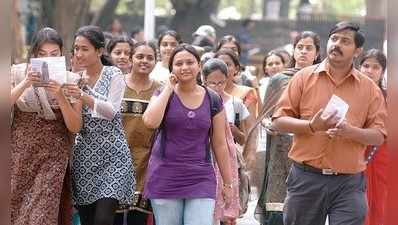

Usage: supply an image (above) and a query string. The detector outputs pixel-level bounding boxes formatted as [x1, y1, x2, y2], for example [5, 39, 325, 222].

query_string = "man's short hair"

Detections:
[329, 21, 365, 48]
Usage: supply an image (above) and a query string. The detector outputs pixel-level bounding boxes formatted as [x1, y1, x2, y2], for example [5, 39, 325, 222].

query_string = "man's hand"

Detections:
[326, 120, 354, 139]
[261, 118, 279, 135]
[310, 108, 339, 132]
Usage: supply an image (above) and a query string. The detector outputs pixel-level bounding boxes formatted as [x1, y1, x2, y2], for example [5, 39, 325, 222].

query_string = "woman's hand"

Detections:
[222, 185, 233, 209]
[166, 73, 178, 89]
[229, 123, 241, 137]
[63, 84, 84, 100]
[44, 80, 64, 99]
[229, 123, 246, 145]
[222, 217, 237, 225]
[22, 66, 42, 88]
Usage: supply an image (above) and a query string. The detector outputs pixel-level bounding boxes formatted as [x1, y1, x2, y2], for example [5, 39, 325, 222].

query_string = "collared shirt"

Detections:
[272, 59, 387, 174]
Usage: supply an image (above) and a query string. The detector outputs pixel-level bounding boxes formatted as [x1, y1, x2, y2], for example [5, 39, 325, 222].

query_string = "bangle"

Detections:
[308, 121, 315, 133]
[223, 183, 233, 189]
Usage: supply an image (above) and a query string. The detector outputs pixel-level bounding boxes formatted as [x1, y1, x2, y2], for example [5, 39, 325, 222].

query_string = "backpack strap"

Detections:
[204, 86, 222, 162]
[153, 91, 174, 159]
[206, 87, 221, 118]
[156, 87, 221, 162]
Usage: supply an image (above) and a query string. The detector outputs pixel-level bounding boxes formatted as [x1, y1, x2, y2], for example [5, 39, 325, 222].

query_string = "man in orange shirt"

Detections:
[272, 21, 387, 225]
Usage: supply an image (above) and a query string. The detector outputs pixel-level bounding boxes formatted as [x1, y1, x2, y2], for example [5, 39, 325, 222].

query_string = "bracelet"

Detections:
[308, 121, 315, 133]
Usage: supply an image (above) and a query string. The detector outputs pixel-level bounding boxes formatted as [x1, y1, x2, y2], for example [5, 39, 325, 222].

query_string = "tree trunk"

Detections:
[299, 0, 310, 5]
[54, 0, 91, 52]
[38, 0, 91, 55]
[169, 0, 220, 42]
[249, 0, 256, 16]
[366, 0, 386, 19]
[90, 0, 121, 29]
[39, 0, 55, 28]
[12, 0, 24, 63]
[279, 0, 291, 19]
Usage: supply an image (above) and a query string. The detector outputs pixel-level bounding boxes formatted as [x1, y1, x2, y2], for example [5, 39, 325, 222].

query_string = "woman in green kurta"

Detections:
[253, 31, 322, 225]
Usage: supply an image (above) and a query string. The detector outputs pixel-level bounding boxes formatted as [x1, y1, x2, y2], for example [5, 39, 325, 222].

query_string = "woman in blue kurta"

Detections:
[66, 25, 135, 225]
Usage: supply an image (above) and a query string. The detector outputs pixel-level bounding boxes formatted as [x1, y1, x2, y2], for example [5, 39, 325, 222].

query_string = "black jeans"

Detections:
[283, 163, 368, 225]
[76, 198, 118, 225]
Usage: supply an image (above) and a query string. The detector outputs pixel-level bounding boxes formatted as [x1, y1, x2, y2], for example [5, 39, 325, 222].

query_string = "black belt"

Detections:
[293, 161, 345, 176]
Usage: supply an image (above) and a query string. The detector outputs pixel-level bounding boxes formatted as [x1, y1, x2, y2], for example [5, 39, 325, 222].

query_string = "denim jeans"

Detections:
[151, 198, 215, 225]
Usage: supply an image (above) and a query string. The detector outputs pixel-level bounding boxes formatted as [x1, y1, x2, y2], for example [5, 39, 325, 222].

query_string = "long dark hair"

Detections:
[359, 48, 387, 97]
[106, 35, 135, 58]
[290, 31, 322, 68]
[74, 25, 112, 66]
[214, 48, 241, 76]
[28, 27, 63, 60]
[157, 30, 182, 47]
[262, 50, 286, 76]
[132, 41, 158, 62]
[215, 35, 242, 57]
[168, 44, 201, 72]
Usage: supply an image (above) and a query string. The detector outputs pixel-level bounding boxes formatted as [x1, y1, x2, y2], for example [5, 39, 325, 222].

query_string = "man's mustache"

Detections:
[329, 46, 343, 56]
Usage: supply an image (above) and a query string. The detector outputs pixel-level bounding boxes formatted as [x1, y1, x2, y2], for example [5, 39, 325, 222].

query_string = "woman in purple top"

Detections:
[143, 44, 233, 225]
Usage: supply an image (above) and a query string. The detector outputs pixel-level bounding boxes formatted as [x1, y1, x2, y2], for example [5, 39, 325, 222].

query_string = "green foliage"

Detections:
[219, 0, 263, 18]
[116, 0, 145, 16]
[90, 0, 366, 18]
[290, 0, 366, 18]
[322, 0, 365, 16]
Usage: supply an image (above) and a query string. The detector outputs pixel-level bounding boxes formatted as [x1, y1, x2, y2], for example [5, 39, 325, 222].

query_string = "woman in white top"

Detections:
[149, 30, 182, 83]
[202, 58, 244, 225]
[203, 58, 250, 145]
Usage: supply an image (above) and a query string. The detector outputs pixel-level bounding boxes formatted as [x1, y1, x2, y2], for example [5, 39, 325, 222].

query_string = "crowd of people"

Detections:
[11, 19, 387, 225]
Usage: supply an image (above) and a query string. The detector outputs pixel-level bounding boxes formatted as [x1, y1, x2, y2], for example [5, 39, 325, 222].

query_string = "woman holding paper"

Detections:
[11, 27, 82, 225]
[359, 49, 388, 225]
[65, 25, 135, 225]
[253, 31, 322, 224]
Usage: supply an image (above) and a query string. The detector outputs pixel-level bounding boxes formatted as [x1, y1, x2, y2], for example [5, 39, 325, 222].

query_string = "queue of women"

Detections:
[11, 24, 387, 225]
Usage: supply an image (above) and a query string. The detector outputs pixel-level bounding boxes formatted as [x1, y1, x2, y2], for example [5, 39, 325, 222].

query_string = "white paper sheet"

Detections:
[30, 56, 67, 85]
[321, 95, 349, 126]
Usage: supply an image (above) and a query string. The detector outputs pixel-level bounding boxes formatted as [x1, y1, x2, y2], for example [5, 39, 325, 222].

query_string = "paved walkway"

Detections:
[236, 187, 260, 225]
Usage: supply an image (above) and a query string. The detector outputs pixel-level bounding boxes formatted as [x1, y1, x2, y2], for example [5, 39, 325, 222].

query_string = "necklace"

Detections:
[84, 65, 103, 88]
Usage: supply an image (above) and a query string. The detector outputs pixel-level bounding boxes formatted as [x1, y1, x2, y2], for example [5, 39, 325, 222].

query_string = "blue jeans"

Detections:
[151, 198, 215, 225]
